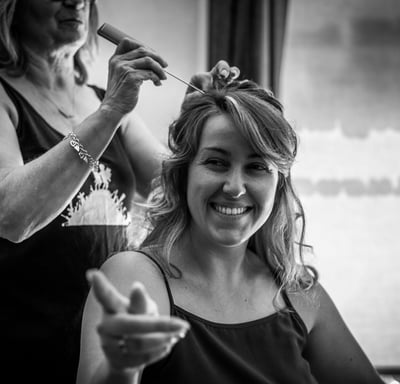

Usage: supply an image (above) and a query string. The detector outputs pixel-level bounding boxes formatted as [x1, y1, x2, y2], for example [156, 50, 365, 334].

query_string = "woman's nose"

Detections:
[62, 0, 90, 10]
[222, 169, 246, 199]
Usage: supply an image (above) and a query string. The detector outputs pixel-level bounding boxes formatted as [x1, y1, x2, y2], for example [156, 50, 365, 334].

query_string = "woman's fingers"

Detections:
[101, 335, 177, 371]
[98, 317, 189, 371]
[88, 269, 190, 372]
[87, 269, 129, 314]
[101, 332, 183, 355]
[98, 313, 190, 336]
[128, 281, 159, 316]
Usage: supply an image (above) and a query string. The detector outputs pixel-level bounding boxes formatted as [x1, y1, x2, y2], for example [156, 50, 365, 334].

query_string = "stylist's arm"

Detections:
[0, 38, 167, 243]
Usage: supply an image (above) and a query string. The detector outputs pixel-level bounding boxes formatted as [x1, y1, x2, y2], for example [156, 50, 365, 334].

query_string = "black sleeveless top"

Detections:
[140, 253, 319, 384]
[0, 78, 135, 384]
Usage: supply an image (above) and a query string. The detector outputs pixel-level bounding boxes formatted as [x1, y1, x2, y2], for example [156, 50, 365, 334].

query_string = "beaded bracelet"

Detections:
[64, 132, 100, 172]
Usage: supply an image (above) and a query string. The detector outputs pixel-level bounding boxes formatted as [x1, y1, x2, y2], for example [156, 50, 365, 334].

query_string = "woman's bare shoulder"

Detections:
[287, 282, 327, 333]
[99, 250, 171, 315]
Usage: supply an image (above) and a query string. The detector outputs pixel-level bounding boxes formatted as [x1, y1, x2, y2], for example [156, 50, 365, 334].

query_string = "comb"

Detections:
[97, 23, 205, 94]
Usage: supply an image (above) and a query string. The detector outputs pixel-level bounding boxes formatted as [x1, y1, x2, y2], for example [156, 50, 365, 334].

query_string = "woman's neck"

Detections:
[23, 43, 76, 90]
[174, 231, 252, 288]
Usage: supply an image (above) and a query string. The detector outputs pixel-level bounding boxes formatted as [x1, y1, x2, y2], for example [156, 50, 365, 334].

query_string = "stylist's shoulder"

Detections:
[100, 249, 171, 315]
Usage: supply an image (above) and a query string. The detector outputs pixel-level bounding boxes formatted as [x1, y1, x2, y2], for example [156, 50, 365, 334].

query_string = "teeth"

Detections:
[213, 204, 247, 216]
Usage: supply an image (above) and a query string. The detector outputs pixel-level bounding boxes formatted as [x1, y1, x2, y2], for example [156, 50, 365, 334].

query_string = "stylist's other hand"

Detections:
[185, 60, 240, 98]
[87, 269, 189, 373]
[101, 38, 168, 117]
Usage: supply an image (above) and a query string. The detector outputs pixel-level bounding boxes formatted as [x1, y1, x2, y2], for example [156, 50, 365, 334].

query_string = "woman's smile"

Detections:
[210, 203, 252, 217]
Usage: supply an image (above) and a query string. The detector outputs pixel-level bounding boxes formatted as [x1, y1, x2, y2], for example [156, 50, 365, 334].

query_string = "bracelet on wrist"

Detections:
[64, 132, 100, 173]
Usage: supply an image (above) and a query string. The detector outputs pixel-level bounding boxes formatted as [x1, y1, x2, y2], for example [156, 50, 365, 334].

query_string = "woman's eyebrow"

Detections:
[200, 147, 263, 159]
[201, 147, 229, 155]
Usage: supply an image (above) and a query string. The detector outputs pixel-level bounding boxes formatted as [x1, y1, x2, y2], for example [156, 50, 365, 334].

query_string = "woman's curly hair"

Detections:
[142, 79, 318, 302]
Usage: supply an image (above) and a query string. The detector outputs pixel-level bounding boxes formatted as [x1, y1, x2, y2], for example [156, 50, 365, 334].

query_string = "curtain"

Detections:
[267, 0, 289, 95]
[208, 0, 289, 96]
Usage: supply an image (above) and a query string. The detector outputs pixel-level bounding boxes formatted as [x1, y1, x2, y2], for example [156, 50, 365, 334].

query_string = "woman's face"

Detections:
[187, 114, 279, 248]
[16, 0, 91, 51]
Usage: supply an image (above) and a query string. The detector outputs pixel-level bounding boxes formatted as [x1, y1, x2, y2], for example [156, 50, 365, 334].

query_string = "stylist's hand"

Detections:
[185, 60, 240, 98]
[87, 269, 190, 373]
[101, 38, 168, 117]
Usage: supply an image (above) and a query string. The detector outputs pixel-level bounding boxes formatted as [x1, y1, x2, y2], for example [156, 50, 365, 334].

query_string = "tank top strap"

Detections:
[135, 249, 176, 311]
[281, 289, 309, 337]
[281, 289, 294, 309]
[0, 76, 24, 109]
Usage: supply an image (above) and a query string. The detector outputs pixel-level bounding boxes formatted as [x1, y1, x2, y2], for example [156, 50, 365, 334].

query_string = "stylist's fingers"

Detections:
[120, 68, 164, 88]
[128, 281, 159, 316]
[211, 60, 241, 86]
[114, 36, 142, 54]
[103, 44, 167, 114]
[116, 38, 168, 69]
[188, 59, 238, 91]
[109, 47, 166, 86]
[210, 60, 231, 80]
[185, 60, 241, 99]
[228, 66, 240, 80]
[87, 269, 129, 314]
[123, 55, 167, 84]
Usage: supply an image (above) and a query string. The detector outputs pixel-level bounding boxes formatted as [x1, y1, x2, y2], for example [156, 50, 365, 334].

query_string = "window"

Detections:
[281, 0, 400, 367]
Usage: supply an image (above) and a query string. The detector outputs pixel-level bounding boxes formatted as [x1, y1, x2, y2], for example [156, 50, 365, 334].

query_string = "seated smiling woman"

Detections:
[77, 80, 386, 384]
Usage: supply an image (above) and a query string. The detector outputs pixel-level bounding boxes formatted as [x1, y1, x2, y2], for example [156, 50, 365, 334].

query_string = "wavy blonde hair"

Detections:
[142, 80, 318, 297]
[0, 0, 98, 84]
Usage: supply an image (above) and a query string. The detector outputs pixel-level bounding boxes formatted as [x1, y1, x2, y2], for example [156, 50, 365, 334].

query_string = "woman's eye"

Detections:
[203, 158, 227, 168]
[249, 163, 272, 173]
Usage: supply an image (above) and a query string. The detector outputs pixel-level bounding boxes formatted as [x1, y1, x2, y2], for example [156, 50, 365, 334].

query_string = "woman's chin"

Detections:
[208, 230, 250, 248]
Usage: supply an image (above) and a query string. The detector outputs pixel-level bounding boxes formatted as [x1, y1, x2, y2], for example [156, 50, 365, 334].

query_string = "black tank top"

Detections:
[140, 253, 319, 384]
[0, 78, 136, 384]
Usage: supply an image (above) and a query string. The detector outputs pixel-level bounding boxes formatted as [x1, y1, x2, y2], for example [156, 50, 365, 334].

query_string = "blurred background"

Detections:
[92, 0, 399, 377]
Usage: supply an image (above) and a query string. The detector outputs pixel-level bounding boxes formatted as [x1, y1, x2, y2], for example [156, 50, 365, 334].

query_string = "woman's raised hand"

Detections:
[101, 38, 168, 117]
[87, 269, 189, 373]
